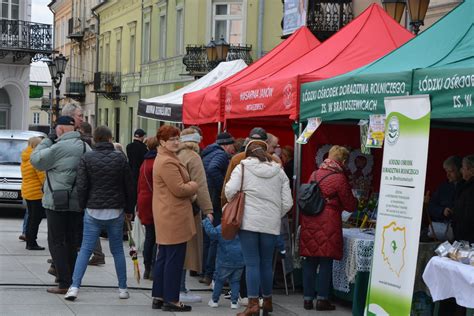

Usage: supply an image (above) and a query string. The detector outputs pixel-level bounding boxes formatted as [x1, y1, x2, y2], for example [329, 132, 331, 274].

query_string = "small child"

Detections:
[202, 218, 244, 309]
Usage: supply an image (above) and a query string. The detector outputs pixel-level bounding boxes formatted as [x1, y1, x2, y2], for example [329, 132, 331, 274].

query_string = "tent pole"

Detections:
[293, 122, 303, 232]
[217, 122, 222, 134]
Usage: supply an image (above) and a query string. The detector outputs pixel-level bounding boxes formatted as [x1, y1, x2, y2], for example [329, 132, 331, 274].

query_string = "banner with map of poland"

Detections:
[365, 95, 431, 316]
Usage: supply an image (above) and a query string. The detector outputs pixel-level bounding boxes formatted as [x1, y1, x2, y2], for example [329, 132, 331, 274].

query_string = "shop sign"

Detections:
[413, 67, 474, 119]
[300, 72, 412, 122]
[365, 95, 431, 316]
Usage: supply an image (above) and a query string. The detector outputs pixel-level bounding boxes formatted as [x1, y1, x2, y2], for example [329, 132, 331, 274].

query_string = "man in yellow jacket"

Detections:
[21, 137, 46, 250]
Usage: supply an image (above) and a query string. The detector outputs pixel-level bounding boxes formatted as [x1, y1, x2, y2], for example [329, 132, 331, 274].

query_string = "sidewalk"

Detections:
[0, 217, 352, 315]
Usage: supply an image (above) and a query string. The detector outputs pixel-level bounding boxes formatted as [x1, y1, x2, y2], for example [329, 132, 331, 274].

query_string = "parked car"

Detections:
[0, 130, 46, 209]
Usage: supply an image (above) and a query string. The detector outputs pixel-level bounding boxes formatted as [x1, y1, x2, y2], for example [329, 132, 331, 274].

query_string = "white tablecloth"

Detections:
[422, 256, 474, 308]
[333, 228, 375, 292]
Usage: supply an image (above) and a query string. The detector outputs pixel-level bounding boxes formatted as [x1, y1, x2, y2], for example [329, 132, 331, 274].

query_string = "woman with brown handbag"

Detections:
[225, 140, 293, 316]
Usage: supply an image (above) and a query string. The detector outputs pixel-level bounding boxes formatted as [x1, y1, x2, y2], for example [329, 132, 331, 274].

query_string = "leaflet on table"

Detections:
[366, 114, 385, 148]
[365, 95, 431, 316]
[296, 117, 322, 144]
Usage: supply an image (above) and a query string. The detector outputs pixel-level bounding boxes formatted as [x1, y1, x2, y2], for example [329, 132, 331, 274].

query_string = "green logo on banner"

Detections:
[386, 116, 400, 145]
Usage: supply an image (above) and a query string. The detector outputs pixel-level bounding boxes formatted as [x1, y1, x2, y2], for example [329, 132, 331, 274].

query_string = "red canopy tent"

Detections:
[224, 4, 414, 121]
[182, 27, 320, 126]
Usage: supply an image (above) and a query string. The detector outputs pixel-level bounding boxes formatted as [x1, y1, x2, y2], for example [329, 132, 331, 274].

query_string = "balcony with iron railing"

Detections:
[182, 44, 252, 77]
[65, 77, 86, 101]
[0, 19, 53, 64]
[306, 0, 353, 41]
[92, 72, 126, 102]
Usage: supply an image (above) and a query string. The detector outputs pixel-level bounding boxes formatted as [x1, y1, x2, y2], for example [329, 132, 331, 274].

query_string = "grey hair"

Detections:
[463, 155, 474, 170]
[61, 103, 82, 117]
[443, 156, 462, 170]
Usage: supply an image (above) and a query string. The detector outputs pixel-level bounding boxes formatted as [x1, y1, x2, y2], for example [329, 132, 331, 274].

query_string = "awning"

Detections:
[137, 59, 247, 123]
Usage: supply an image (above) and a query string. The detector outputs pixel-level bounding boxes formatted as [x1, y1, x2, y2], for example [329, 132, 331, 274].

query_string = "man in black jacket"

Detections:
[126, 129, 148, 208]
[453, 155, 474, 243]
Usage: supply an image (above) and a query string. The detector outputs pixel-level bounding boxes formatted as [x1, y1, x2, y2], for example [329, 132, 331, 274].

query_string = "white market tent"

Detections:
[137, 59, 247, 123]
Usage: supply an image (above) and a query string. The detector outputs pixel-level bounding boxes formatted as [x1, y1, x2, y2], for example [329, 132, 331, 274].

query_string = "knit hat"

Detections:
[56, 116, 75, 126]
[216, 132, 235, 145]
[248, 127, 267, 140]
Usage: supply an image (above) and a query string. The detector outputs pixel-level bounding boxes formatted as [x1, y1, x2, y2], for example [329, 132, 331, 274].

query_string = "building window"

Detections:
[98, 108, 102, 125]
[129, 34, 136, 73]
[1, 0, 19, 20]
[105, 42, 110, 72]
[105, 108, 109, 126]
[143, 21, 151, 63]
[159, 14, 167, 59]
[114, 108, 120, 143]
[129, 107, 133, 141]
[116, 39, 121, 72]
[99, 44, 103, 72]
[176, 8, 184, 55]
[33, 112, 40, 125]
[212, 2, 243, 44]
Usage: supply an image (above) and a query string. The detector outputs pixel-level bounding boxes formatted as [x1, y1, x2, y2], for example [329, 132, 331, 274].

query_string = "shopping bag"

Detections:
[222, 164, 245, 240]
[132, 216, 145, 252]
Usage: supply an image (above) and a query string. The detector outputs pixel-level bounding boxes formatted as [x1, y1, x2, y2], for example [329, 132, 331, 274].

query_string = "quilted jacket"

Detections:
[76, 142, 134, 214]
[20, 146, 45, 200]
[202, 143, 230, 194]
[137, 150, 156, 225]
[299, 168, 357, 260]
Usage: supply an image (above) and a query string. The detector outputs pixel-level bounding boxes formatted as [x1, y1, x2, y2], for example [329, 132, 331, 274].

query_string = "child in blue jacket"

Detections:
[202, 218, 244, 309]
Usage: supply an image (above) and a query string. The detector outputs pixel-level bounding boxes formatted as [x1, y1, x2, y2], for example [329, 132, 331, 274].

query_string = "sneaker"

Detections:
[119, 288, 129, 299]
[224, 290, 232, 299]
[198, 276, 212, 285]
[179, 291, 202, 303]
[64, 287, 79, 301]
[231, 302, 239, 309]
[88, 256, 105, 266]
[208, 299, 219, 308]
[18, 234, 26, 242]
[238, 297, 248, 306]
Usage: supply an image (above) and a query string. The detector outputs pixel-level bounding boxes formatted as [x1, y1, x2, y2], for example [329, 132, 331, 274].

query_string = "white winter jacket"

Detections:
[225, 157, 293, 235]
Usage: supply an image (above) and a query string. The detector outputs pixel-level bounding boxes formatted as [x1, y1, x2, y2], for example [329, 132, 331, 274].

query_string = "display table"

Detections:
[423, 256, 474, 309]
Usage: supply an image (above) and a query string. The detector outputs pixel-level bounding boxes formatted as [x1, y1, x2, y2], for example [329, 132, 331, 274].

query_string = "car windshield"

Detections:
[0, 139, 28, 165]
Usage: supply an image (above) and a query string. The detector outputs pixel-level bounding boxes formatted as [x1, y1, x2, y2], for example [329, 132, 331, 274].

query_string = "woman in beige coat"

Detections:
[151, 125, 198, 312]
[176, 128, 214, 303]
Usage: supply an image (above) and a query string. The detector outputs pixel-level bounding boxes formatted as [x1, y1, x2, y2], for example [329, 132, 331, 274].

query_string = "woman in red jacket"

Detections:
[137, 136, 158, 280]
[300, 145, 357, 311]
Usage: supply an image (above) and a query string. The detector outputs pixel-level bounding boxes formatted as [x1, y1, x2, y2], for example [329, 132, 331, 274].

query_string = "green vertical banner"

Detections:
[365, 95, 431, 316]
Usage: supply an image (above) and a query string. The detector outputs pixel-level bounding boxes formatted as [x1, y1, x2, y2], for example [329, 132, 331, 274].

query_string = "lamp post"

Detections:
[215, 36, 230, 61]
[382, 0, 406, 24]
[407, 0, 430, 35]
[45, 53, 68, 126]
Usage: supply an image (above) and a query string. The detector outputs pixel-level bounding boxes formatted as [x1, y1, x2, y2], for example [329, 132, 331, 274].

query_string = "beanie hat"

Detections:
[216, 132, 235, 145]
[134, 128, 146, 137]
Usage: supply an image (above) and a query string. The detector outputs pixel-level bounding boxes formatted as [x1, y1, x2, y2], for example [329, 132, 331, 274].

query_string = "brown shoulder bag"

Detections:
[221, 164, 245, 240]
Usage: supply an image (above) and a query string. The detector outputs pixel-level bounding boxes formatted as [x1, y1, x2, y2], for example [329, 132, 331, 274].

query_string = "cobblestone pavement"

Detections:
[0, 217, 352, 315]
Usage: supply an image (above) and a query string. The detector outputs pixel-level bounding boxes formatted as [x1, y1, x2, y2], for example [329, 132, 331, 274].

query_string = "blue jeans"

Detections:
[212, 266, 243, 304]
[302, 256, 333, 300]
[239, 230, 277, 298]
[22, 206, 29, 235]
[72, 212, 127, 289]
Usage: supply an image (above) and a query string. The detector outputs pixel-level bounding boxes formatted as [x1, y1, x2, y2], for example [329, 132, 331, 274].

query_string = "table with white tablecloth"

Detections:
[423, 256, 474, 309]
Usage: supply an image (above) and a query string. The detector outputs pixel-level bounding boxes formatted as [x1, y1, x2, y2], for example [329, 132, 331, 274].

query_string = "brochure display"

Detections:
[365, 95, 431, 316]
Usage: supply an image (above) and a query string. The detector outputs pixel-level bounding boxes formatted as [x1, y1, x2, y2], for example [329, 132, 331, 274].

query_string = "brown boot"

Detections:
[237, 298, 260, 316]
[262, 296, 273, 315]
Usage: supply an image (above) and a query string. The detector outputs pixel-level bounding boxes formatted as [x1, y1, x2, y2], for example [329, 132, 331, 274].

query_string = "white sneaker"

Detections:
[119, 288, 129, 299]
[238, 297, 248, 306]
[64, 287, 79, 301]
[231, 302, 239, 309]
[179, 291, 202, 303]
[208, 299, 219, 308]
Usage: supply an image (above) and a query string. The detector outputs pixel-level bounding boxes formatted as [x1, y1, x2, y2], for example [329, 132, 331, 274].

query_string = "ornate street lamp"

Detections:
[45, 53, 68, 127]
[407, 0, 430, 35]
[215, 36, 230, 61]
[205, 38, 217, 62]
[382, 0, 406, 24]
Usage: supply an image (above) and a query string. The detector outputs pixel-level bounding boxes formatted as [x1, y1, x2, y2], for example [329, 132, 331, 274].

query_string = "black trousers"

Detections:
[152, 242, 187, 303]
[143, 224, 156, 269]
[25, 199, 45, 246]
[46, 209, 82, 289]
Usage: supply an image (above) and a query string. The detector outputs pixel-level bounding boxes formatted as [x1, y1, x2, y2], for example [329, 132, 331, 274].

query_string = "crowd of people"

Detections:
[17, 102, 474, 314]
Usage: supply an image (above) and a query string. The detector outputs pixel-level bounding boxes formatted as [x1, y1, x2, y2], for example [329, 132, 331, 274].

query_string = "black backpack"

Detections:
[297, 172, 335, 216]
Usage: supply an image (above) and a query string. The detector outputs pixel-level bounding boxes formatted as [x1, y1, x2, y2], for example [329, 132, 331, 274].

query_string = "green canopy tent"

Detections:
[300, 0, 474, 122]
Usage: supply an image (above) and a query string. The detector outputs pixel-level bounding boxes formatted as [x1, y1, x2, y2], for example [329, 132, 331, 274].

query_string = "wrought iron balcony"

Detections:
[306, 0, 353, 41]
[182, 44, 252, 77]
[65, 78, 85, 101]
[0, 19, 53, 64]
[92, 72, 126, 102]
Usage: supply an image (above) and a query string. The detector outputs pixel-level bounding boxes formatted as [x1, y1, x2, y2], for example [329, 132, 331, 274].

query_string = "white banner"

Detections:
[365, 95, 431, 316]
